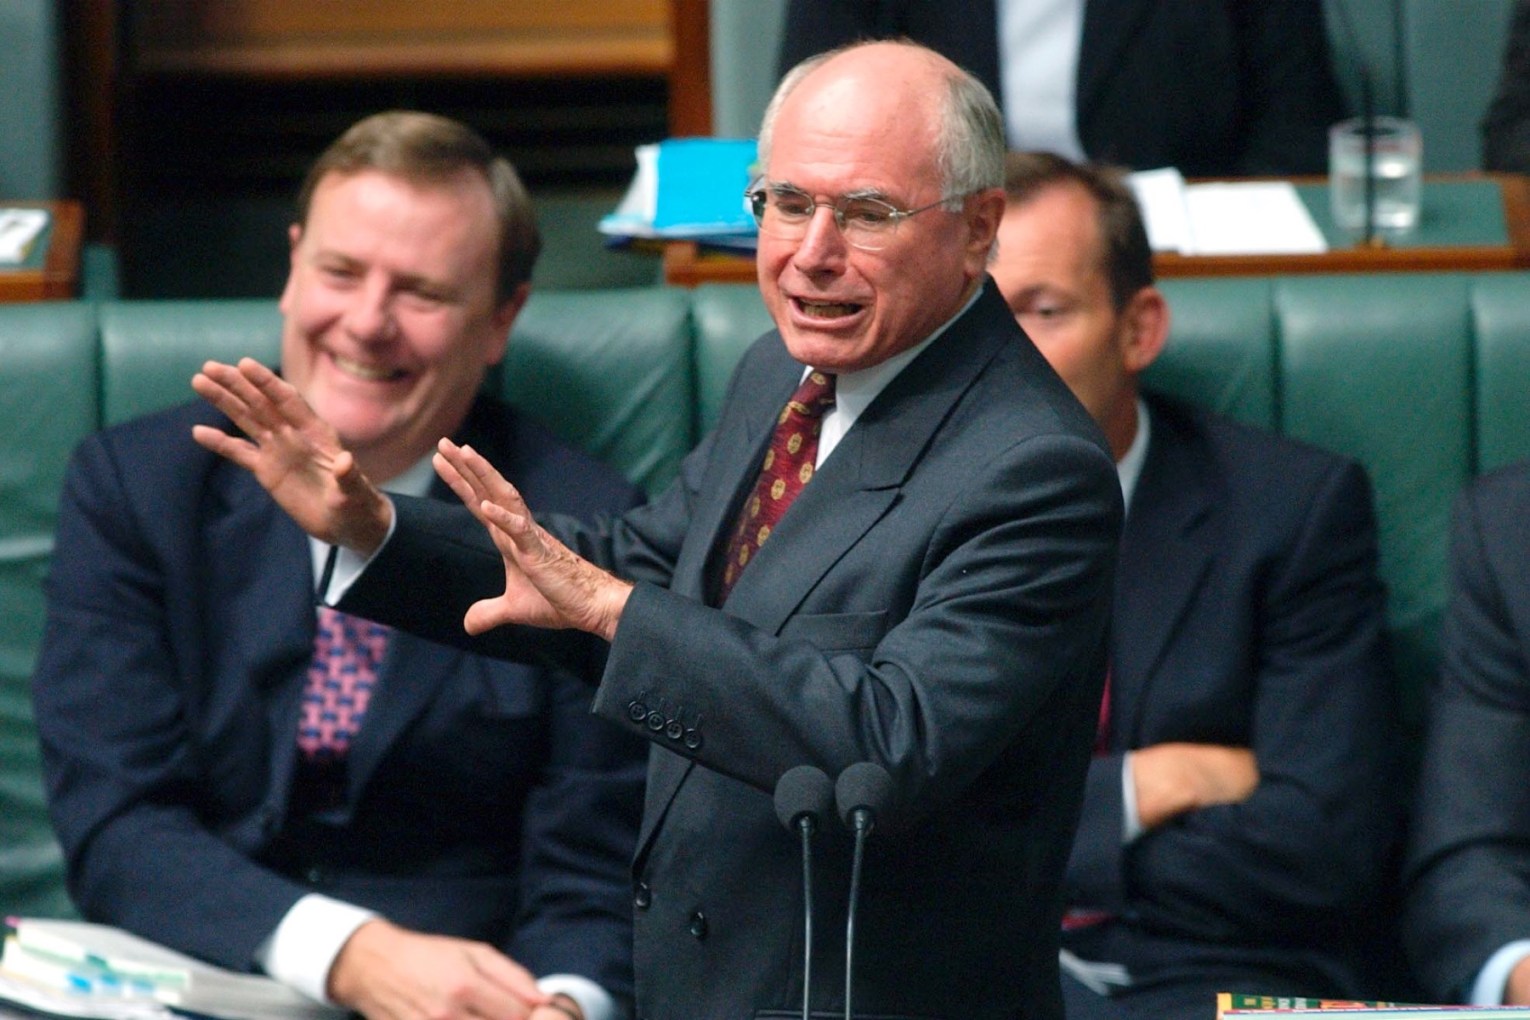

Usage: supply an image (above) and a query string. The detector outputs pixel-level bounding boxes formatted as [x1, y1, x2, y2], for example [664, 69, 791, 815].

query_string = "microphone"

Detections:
[834, 762, 895, 1020]
[775, 765, 834, 1020]
[1330, 0, 1378, 245]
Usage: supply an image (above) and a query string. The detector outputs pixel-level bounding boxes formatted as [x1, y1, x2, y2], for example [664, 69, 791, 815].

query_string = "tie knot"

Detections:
[787, 371, 836, 419]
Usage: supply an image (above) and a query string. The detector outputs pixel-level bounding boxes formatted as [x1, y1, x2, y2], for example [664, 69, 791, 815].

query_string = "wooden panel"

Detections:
[130, 0, 672, 78]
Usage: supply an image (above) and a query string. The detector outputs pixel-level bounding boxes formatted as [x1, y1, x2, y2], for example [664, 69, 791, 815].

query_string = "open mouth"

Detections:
[333, 353, 408, 382]
[795, 299, 863, 319]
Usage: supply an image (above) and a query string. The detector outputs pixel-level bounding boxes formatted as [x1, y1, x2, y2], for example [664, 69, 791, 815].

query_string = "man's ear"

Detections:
[485, 282, 531, 366]
[964, 187, 1008, 275]
[1120, 285, 1170, 374]
[278, 223, 304, 313]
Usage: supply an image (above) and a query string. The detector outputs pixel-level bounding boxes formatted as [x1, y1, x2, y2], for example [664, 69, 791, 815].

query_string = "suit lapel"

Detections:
[672, 346, 800, 603]
[721, 290, 1009, 631]
[1110, 400, 1218, 740]
[343, 630, 462, 800]
[205, 460, 316, 813]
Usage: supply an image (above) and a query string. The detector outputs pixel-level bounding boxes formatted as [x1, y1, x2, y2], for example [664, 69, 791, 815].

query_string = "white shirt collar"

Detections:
[309, 449, 437, 582]
[813, 284, 985, 463]
[1116, 397, 1151, 515]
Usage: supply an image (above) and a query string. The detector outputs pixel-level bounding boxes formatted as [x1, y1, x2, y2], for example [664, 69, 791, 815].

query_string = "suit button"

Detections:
[627, 700, 647, 723]
[305, 866, 325, 885]
[664, 719, 683, 740]
[683, 728, 702, 751]
[687, 911, 707, 939]
[634, 882, 652, 910]
[645, 711, 666, 732]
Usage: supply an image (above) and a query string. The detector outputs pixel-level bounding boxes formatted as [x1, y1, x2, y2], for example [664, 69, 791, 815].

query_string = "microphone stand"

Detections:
[1361, 65, 1379, 247]
[844, 808, 871, 1020]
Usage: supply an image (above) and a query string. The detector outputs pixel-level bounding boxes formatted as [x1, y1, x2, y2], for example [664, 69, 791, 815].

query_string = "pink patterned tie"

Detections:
[297, 607, 390, 759]
[717, 370, 836, 601]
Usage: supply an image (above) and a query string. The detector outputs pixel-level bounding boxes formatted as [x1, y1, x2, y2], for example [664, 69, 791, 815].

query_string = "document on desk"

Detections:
[0, 208, 49, 264]
[1129, 168, 1328, 255]
[0, 920, 344, 1020]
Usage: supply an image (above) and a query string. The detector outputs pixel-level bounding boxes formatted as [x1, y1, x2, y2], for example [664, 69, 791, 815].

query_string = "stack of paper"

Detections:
[0, 918, 345, 1020]
[1128, 168, 1328, 256]
[0, 207, 50, 263]
[599, 138, 759, 249]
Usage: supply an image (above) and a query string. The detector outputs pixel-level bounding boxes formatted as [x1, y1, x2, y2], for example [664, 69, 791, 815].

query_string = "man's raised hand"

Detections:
[434, 438, 632, 642]
[191, 358, 392, 555]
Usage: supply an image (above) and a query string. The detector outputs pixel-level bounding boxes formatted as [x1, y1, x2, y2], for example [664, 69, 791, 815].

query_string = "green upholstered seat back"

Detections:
[1278, 274, 1476, 728]
[100, 300, 284, 426]
[690, 284, 775, 439]
[1472, 272, 1530, 472]
[1151, 277, 1278, 429]
[0, 303, 98, 917]
[498, 287, 696, 497]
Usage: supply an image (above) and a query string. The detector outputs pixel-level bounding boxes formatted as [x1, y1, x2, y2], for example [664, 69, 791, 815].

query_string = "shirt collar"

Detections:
[1116, 397, 1150, 515]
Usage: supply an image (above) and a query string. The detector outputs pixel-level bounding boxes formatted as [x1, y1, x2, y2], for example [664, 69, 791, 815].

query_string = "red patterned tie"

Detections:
[297, 607, 390, 760]
[1095, 669, 1112, 756]
[717, 370, 836, 601]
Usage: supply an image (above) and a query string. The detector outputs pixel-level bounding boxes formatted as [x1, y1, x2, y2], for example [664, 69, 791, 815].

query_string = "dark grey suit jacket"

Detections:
[346, 282, 1123, 1020]
[1065, 396, 1399, 997]
[34, 395, 647, 1003]
[779, 0, 1345, 176]
[1403, 461, 1530, 1001]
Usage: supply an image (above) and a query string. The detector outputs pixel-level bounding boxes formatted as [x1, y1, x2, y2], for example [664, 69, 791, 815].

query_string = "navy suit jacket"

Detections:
[343, 282, 1123, 1020]
[1062, 396, 1400, 995]
[779, 0, 1345, 176]
[33, 395, 647, 1003]
[1403, 462, 1530, 1001]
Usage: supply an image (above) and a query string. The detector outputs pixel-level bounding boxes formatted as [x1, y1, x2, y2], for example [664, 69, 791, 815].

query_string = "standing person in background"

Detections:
[990, 151, 1401, 1020]
[780, 0, 1345, 177]
[1483, 0, 1530, 172]
[32, 111, 647, 1020]
[191, 41, 1122, 1020]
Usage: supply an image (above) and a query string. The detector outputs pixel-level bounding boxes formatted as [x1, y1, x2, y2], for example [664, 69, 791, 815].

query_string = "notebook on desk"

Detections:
[0, 920, 343, 1020]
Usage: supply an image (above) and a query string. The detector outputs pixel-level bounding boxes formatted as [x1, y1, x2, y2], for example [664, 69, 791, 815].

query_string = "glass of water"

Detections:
[1328, 116, 1422, 238]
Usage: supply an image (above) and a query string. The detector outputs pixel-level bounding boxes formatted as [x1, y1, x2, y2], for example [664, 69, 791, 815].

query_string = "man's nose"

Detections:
[343, 281, 397, 342]
[791, 204, 850, 271]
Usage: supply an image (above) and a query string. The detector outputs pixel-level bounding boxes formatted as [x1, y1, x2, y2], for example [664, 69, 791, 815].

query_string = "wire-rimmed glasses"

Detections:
[743, 178, 961, 251]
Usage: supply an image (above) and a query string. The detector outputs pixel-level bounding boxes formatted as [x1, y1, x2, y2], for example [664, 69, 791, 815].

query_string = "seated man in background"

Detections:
[31, 111, 646, 1020]
[989, 151, 1401, 1020]
[1403, 463, 1530, 1005]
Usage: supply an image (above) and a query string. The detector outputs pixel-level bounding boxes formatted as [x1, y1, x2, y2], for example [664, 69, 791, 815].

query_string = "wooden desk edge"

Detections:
[0, 201, 85, 301]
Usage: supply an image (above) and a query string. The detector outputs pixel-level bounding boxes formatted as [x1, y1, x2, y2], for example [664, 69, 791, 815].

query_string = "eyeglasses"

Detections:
[743, 179, 961, 251]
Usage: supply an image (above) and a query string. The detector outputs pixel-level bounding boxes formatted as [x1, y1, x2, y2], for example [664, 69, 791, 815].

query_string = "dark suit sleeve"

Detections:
[1403, 472, 1530, 1001]
[343, 431, 709, 665]
[33, 433, 308, 970]
[508, 661, 647, 1002]
[1067, 459, 1397, 939]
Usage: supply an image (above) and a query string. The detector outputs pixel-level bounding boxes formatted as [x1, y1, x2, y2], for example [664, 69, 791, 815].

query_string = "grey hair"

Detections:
[757, 40, 1004, 206]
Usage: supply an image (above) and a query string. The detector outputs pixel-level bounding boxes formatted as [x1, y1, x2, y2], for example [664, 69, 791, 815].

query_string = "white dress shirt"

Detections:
[998, 0, 1088, 159]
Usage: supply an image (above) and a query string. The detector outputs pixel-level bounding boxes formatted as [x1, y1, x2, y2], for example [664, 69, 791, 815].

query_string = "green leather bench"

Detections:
[5, 275, 1530, 972]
